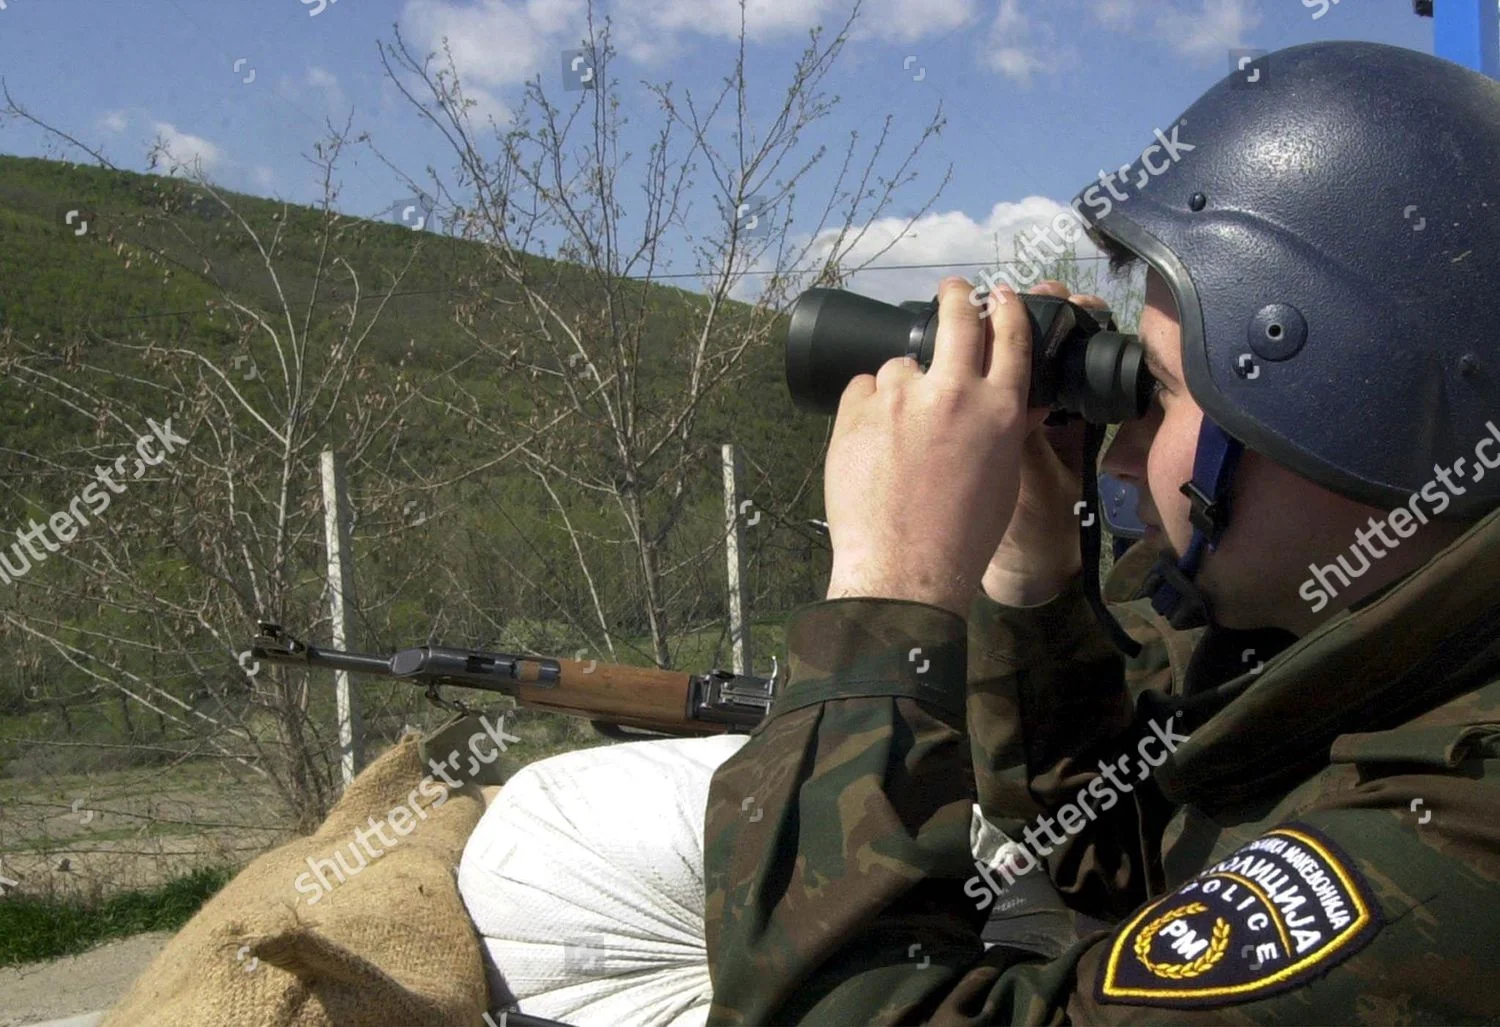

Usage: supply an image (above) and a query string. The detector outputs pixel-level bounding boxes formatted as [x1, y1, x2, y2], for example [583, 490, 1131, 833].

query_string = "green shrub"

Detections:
[0, 865, 234, 966]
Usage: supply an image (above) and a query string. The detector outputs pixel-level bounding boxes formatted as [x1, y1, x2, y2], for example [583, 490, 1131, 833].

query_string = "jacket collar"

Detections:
[1155, 504, 1500, 809]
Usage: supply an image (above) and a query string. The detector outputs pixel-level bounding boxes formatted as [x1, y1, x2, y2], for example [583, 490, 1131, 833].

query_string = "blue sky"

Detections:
[0, 0, 1440, 303]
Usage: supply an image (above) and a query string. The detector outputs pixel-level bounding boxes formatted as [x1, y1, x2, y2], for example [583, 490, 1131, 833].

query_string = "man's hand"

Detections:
[823, 277, 1045, 619]
[980, 281, 1111, 606]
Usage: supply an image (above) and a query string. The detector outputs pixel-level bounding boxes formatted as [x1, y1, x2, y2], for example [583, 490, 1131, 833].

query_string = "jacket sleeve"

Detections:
[704, 596, 984, 1026]
[967, 575, 1176, 920]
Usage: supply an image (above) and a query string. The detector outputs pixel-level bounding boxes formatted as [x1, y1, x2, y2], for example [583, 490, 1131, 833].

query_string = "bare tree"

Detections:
[375, 0, 950, 669]
[0, 104, 449, 833]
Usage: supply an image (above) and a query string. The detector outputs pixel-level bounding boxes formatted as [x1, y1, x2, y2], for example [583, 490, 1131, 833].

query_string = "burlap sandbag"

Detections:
[103, 733, 489, 1027]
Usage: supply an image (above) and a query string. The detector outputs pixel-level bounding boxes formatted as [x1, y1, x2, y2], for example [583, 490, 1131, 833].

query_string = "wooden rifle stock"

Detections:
[509, 658, 698, 730]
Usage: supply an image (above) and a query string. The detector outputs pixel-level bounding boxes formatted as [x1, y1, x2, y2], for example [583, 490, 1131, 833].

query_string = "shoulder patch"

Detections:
[1097, 823, 1382, 1008]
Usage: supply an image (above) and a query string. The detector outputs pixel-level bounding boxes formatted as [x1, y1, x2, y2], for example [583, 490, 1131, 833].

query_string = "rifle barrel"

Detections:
[306, 648, 398, 675]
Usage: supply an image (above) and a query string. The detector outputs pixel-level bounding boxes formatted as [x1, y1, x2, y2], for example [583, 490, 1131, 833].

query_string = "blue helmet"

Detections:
[1074, 41, 1500, 627]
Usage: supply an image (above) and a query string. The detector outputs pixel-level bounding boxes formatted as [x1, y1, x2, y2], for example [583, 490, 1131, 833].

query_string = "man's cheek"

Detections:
[1157, 480, 1194, 555]
[1149, 412, 1202, 553]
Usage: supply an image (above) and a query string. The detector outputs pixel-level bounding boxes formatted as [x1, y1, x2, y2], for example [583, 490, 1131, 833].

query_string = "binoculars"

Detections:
[784, 288, 1155, 425]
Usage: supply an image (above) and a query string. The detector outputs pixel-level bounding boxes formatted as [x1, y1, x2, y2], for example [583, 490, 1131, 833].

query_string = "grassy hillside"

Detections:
[0, 154, 832, 805]
[0, 154, 822, 482]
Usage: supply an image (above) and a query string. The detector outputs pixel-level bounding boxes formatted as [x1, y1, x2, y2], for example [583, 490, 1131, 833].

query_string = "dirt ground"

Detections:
[0, 931, 168, 1027]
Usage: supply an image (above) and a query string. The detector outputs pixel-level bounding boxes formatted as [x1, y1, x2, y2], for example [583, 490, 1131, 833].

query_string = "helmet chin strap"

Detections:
[1137, 419, 1245, 631]
[1075, 419, 1243, 655]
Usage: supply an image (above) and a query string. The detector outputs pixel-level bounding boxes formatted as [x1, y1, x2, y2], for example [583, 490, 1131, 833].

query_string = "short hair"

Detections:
[1087, 226, 1143, 275]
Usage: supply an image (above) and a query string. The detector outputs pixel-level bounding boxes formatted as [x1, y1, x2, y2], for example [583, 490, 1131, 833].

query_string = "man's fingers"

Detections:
[833, 373, 876, 431]
[1028, 280, 1070, 298]
[927, 277, 987, 380]
[874, 356, 921, 391]
[984, 281, 1033, 400]
[1069, 292, 1110, 312]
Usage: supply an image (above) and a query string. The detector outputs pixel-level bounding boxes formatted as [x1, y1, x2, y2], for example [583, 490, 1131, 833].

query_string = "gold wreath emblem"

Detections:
[1133, 902, 1231, 980]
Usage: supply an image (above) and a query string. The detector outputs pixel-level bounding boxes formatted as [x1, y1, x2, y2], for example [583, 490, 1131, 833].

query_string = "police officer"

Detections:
[704, 41, 1500, 1024]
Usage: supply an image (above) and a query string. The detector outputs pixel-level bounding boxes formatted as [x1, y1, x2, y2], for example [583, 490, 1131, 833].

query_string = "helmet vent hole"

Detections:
[1266, 324, 1284, 340]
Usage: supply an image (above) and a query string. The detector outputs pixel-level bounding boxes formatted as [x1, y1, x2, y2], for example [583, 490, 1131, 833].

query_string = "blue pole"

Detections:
[1433, 0, 1500, 79]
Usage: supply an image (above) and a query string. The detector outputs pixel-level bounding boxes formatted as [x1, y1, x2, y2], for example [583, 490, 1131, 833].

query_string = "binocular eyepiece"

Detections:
[785, 288, 1155, 424]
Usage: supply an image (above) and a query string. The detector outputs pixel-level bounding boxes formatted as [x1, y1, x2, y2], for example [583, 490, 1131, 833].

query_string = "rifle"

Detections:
[248, 623, 777, 738]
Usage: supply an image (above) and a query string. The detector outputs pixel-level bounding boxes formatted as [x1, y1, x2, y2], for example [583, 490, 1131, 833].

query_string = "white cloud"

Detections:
[525, 0, 583, 35]
[399, 0, 573, 122]
[988, 45, 1045, 83]
[306, 66, 349, 110]
[610, 0, 976, 59]
[252, 166, 275, 190]
[1092, 0, 1142, 28]
[1155, 0, 1258, 56]
[731, 195, 1120, 308]
[858, 0, 973, 43]
[151, 122, 223, 175]
[405, 0, 979, 80]
[100, 110, 129, 133]
[983, 0, 1258, 83]
[459, 85, 513, 126]
[1085, 0, 1258, 56]
[402, 0, 581, 88]
[612, 0, 838, 47]
[984, 0, 1078, 84]
[829, 197, 1106, 298]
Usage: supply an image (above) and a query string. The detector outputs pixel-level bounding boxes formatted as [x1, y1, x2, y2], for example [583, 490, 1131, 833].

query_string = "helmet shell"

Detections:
[1075, 41, 1500, 518]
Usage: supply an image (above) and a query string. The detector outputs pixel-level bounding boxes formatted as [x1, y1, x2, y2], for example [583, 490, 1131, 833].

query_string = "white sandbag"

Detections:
[459, 733, 750, 1027]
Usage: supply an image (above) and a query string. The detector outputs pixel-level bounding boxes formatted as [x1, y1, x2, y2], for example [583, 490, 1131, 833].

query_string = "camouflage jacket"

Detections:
[703, 510, 1500, 1025]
